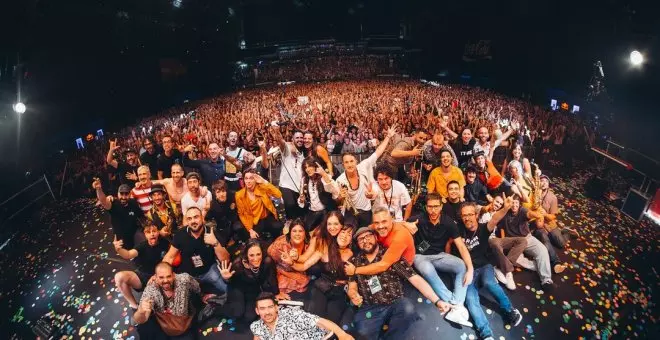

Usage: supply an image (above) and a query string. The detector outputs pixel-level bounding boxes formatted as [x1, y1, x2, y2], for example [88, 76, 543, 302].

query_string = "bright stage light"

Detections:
[630, 50, 644, 66]
[13, 102, 26, 114]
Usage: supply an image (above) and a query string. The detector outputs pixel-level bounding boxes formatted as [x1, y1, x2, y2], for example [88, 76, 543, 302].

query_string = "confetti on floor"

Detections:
[1, 171, 658, 339]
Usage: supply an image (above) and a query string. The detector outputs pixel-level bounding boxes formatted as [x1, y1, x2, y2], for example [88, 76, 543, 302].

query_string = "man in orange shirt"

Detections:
[343, 207, 416, 276]
[235, 169, 283, 242]
[427, 150, 466, 200]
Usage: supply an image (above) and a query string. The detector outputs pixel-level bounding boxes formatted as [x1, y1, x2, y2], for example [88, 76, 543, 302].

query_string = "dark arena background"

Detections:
[0, 1, 658, 339]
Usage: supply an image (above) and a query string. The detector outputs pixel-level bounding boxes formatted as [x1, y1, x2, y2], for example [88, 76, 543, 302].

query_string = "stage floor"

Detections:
[1, 170, 658, 339]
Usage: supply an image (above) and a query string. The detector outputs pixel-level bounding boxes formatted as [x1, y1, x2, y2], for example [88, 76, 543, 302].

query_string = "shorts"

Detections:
[135, 270, 152, 292]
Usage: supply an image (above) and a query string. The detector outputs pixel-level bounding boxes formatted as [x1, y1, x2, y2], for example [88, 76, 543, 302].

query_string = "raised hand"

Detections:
[203, 227, 219, 246]
[503, 195, 513, 210]
[219, 260, 235, 280]
[314, 162, 327, 176]
[139, 298, 153, 314]
[253, 174, 266, 185]
[109, 139, 121, 152]
[92, 177, 102, 190]
[386, 124, 398, 139]
[288, 248, 299, 261]
[365, 182, 376, 200]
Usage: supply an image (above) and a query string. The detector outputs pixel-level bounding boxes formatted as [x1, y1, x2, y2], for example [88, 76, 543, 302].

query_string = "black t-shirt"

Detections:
[134, 238, 170, 274]
[116, 161, 139, 186]
[208, 196, 238, 228]
[109, 199, 143, 249]
[460, 223, 492, 269]
[498, 207, 530, 237]
[412, 214, 459, 255]
[172, 227, 221, 277]
[442, 201, 462, 225]
[157, 150, 183, 178]
[140, 151, 161, 179]
[455, 139, 476, 167]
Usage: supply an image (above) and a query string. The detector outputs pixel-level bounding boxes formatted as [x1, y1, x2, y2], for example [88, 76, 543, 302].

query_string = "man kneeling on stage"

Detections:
[134, 262, 200, 339]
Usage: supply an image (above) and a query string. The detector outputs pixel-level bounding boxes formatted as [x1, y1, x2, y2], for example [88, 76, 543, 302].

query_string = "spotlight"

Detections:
[13, 102, 26, 114]
[630, 50, 644, 66]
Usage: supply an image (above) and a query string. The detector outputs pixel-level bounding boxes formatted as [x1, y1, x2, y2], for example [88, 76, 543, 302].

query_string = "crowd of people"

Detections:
[234, 55, 405, 85]
[79, 79, 589, 340]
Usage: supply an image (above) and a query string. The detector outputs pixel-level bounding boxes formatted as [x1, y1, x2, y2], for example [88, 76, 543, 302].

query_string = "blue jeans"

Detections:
[196, 264, 227, 295]
[465, 264, 514, 338]
[353, 297, 419, 340]
[413, 252, 467, 305]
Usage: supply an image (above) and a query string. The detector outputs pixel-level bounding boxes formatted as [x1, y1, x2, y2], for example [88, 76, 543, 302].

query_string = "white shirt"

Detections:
[278, 144, 304, 193]
[298, 178, 340, 212]
[336, 152, 379, 212]
[370, 180, 411, 221]
[180, 190, 211, 215]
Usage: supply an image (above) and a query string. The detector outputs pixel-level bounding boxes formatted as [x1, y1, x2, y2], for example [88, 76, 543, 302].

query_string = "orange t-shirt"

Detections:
[377, 224, 415, 265]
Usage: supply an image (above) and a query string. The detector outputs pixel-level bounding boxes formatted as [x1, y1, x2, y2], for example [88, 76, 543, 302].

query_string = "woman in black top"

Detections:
[219, 239, 279, 322]
[293, 216, 355, 325]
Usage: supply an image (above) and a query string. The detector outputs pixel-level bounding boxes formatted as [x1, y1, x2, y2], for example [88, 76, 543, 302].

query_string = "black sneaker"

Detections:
[541, 282, 555, 294]
[506, 308, 523, 326]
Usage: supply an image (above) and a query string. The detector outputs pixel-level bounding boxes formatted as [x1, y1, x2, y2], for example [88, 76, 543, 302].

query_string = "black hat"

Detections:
[150, 184, 166, 195]
[118, 184, 132, 194]
[354, 226, 376, 240]
[124, 148, 137, 155]
[466, 165, 478, 174]
[540, 174, 551, 184]
[186, 172, 201, 181]
[473, 151, 485, 159]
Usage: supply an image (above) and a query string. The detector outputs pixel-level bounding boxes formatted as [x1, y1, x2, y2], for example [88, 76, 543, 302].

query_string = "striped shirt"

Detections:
[131, 185, 153, 213]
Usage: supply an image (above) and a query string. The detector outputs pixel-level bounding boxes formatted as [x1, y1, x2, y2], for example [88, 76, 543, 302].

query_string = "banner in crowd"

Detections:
[462, 40, 493, 62]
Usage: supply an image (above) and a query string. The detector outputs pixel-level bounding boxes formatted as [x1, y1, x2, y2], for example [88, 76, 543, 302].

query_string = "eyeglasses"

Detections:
[356, 234, 375, 243]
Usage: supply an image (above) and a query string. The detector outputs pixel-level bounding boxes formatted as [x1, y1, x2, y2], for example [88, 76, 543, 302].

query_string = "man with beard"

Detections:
[464, 165, 492, 206]
[427, 150, 466, 201]
[140, 137, 161, 179]
[156, 135, 182, 179]
[180, 172, 211, 219]
[235, 169, 283, 241]
[382, 128, 429, 182]
[537, 174, 579, 240]
[250, 292, 354, 340]
[302, 130, 334, 176]
[336, 125, 398, 227]
[488, 195, 557, 292]
[163, 207, 230, 300]
[421, 133, 458, 169]
[152, 164, 187, 209]
[458, 202, 523, 339]
[270, 126, 305, 219]
[130, 165, 154, 213]
[134, 262, 200, 338]
[94, 178, 143, 249]
[408, 193, 474, 327]
[145, 184, 181, 238]
[182, 142, 226, 187]
[106, 139, 140, 186]
[224, 131, 248, 193]
[113, 223, 171, 309]
[347, 227, 451, 340]
[366, 163, 412, 222]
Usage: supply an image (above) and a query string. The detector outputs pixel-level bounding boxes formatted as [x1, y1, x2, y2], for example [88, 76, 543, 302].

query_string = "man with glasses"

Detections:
[348, 227, 451, 340]
[458, 202, 523, 339]
[409, 193, 474, 327]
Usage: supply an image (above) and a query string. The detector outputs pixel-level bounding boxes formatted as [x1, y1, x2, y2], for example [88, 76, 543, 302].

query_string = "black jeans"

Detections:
[281, 187, 305, 220]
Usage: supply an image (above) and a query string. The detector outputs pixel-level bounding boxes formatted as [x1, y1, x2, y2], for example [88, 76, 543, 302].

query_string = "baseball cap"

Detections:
[354, 226, 376, 240]
[150, 183, 166, 195]
[540, 174, 551, 184]
[124, 148, 137, 155]
[118, 184, 132, 194]
[186, 172, 201, 181]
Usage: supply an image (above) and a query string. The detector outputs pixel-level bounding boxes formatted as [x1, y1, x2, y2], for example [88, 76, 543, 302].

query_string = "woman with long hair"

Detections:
[292, 214, 356, 326]
[266, 219, 324, 315]
[218, 239, 279, 322]
[298, 157, 340, 231]
[502, 143, 532, 179]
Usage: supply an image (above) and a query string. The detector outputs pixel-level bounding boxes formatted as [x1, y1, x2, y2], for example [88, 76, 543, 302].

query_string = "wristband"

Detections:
[434, 298, 442, 307]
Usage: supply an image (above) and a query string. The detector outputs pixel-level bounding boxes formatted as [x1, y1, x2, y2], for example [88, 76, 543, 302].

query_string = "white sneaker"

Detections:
[493, 267, 507, 284]
[445, 305, 473, 327]
[516, 255, 537, 272]
[505, 272, 516, 290]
